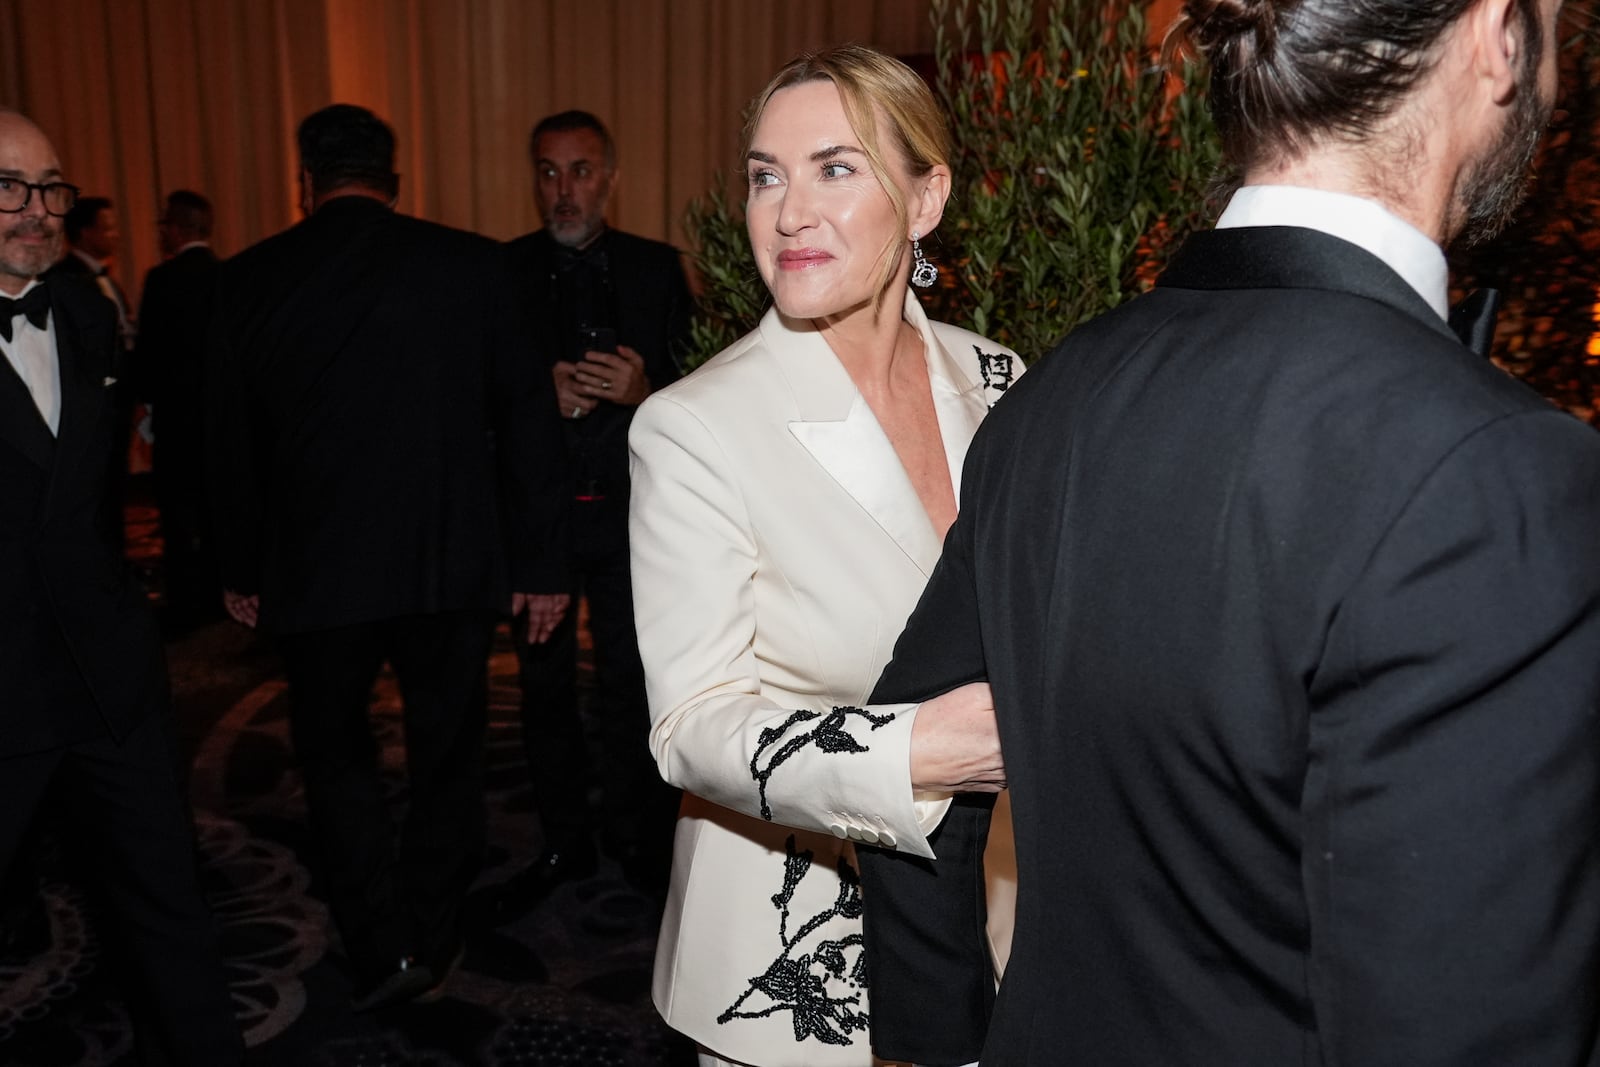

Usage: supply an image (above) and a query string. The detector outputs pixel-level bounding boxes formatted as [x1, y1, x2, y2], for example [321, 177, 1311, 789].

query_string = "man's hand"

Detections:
[223, 589, 259, 629]
[908, 681, 1006, 793]
[573, 345, 651, 406]
[553, 361, 597, 420]
[513, 592, 571, 644]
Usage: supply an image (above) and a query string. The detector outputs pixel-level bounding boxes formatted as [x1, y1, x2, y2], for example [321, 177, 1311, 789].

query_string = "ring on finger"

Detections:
[571, 406, 582, 418]
[601, 379, 611, 391]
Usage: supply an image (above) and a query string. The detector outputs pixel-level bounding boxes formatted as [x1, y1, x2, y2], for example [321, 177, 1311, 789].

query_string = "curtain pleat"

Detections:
[0, 0, 1102, 299]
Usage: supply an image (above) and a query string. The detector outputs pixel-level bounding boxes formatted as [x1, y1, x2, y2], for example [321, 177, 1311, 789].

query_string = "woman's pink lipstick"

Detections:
[776, 249, 832, 270]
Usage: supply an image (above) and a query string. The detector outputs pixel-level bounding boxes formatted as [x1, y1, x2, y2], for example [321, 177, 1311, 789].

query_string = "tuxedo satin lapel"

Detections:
[764, 309, 944, 575]
[48, 289, 109, 487]
[1160, 226, 1459, 347]
[0, 352, 54, 470]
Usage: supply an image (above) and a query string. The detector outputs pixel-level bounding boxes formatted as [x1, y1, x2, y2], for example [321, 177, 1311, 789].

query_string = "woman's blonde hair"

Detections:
[742, 44, 952, 299]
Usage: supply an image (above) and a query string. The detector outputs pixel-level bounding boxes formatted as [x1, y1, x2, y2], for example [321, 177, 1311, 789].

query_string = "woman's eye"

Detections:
[821, 162, 855, 179]
[749, 169, 779, 188]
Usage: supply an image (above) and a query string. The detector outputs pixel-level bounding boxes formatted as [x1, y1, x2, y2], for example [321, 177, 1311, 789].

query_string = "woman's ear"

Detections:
[909, 163, 953, 238]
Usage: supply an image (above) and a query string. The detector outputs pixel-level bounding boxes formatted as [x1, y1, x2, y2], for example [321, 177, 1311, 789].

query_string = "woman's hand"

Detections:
[908, 681, 1006, 794]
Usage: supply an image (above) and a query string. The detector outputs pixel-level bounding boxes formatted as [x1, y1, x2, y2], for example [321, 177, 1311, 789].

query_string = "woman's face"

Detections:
[745, 80, 913, 327]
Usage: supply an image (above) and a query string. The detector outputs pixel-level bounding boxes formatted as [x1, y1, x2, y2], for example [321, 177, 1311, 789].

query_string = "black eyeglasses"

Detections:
[0, 179, 80, 217]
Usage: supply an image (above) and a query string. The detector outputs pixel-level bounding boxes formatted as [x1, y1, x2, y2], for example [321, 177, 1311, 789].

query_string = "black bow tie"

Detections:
[1448, 288, 1500, 359]
[0, 284, 50, 343]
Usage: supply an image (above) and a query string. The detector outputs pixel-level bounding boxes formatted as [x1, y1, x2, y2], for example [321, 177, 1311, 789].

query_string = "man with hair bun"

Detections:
[860, 0, 1600, 1064]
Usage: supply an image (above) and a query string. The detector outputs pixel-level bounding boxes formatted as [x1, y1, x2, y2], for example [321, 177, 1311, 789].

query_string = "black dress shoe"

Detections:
[488, 840, 599, 925]
[350, 956, 436, 1012]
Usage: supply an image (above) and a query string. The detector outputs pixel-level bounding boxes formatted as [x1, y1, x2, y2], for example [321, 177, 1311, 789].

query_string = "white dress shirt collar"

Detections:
[1216, 185, 1449, 321]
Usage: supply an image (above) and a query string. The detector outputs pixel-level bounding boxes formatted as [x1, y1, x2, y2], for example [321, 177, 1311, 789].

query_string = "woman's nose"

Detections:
[776, 183, 815, 236]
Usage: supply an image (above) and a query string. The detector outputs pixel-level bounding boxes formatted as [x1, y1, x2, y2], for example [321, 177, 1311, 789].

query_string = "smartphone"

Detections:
[577, 326, 618, 357]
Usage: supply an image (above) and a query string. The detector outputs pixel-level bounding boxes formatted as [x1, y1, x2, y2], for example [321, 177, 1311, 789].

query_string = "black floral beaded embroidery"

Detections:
[717, 834, 870, 1046]
[750, 706, 894, 821]
[976, 345, 1015, 397]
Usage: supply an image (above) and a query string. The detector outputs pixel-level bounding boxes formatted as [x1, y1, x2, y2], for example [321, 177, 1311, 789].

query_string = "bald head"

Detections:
[0, 111, 67, 295]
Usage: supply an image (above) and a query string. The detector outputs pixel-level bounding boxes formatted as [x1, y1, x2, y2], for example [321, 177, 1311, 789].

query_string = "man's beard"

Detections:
[0, 217, 62, 283]
[1455, 59, 1552, 248]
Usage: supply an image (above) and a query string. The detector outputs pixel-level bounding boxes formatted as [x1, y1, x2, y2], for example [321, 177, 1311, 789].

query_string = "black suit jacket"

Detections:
[47, 251, 131, 340]
[45, 250, 97, 280]
[860, 227, 1600, 1066]
[136, 244, 219, 477]
[503, 227, 690, 540]
[0, 274, 166, 757]
[206, 197, 568, 634]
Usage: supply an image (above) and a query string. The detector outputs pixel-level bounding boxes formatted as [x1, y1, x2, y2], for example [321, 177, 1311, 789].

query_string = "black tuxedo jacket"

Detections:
[0, 274, 167, 757]
[47, 251, 129, 327]
[503, 227, 690, 536]
[45, 250, 97, 280]
[206, 197, 568, 634]
[859, 227, 1600, 1066]
[136, 244, 219, 471]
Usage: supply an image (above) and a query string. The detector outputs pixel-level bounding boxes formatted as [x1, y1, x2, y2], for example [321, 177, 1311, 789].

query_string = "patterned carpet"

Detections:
[0, 488, 696, 1067]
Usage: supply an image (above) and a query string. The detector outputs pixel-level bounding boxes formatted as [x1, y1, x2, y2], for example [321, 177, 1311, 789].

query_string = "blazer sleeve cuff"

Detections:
[762, 701, 939, 859]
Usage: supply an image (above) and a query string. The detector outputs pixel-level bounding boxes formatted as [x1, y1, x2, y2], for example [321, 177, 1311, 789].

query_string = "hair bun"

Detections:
[1179, 0, 1280, 54]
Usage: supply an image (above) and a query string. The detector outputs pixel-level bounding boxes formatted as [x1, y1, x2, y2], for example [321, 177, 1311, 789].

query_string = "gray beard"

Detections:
[0, 219, 61, 284]
[1455, 65, 1551, 248]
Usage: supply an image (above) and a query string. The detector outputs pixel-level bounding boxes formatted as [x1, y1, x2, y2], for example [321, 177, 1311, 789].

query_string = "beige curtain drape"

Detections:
[0, 0, 959, 302]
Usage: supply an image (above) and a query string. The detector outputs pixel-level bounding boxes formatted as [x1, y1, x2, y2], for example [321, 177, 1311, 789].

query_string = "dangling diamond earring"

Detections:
[910, 231, 938, 288]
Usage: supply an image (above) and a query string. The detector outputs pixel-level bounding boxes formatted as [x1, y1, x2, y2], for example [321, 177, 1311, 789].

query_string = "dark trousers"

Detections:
[0, 712, 243, 1067]
[152, 448, 216, 622]
[515, 502, 675, 861]
[277, 609, 493, 978]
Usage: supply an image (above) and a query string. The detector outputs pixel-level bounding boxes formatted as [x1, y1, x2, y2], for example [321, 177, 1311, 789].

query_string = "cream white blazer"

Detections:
[629, 293, 1022, 1067]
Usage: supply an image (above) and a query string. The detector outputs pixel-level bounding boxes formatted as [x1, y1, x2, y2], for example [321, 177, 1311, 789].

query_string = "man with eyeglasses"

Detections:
[0, 110, 242, 1065]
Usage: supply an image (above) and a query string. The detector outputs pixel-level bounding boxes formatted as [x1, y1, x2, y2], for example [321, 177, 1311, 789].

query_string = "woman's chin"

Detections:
[770, 291, 880, 328]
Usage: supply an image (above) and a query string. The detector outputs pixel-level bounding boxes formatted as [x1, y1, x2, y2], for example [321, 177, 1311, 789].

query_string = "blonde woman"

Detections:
[629, 46, 1021, 1067]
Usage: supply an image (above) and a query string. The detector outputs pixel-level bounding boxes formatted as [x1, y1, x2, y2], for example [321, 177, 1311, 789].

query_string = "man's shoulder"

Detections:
[47, 271, 115, 325]
[608, 230, 688, 286]
[147, 247, 219, 286]
[605, 228, 682, 262]
[224, 208, 500, 288]
[391, 211, 499, 254]
[45, 253, 95, 278]
[223, 219, 307, 278]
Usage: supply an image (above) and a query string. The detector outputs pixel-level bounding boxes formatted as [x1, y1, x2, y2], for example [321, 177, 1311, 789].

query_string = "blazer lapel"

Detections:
[766, 305, 946, 575]
[48, 286, 109, 488]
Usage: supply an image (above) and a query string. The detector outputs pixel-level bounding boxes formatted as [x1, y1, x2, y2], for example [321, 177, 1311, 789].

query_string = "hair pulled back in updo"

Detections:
[742, 44, 952, 299]
[1167, 0, 1540, 177]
